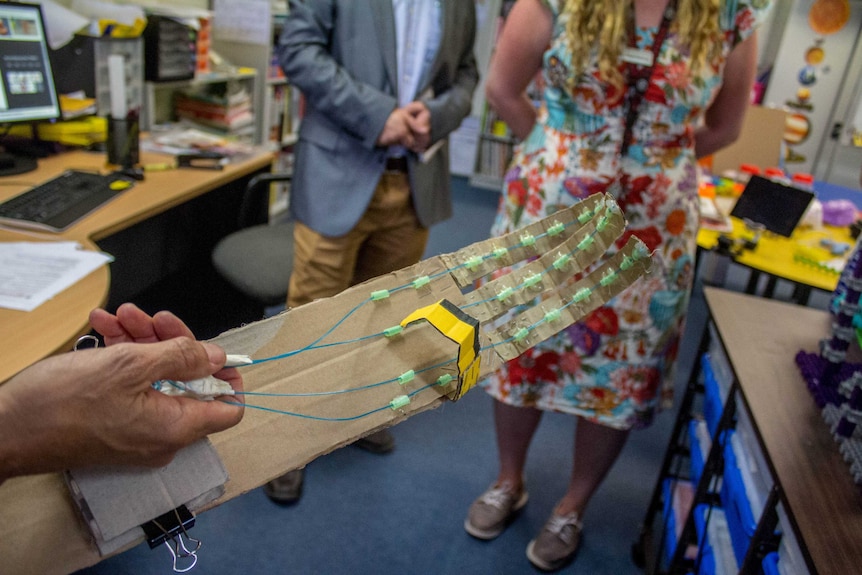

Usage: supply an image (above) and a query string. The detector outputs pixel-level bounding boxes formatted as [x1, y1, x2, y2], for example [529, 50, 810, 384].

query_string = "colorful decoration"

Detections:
[796, 238, 862, 485]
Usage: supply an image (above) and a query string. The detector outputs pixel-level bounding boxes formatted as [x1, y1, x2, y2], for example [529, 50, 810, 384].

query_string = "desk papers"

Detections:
[0, 242, 113, 312]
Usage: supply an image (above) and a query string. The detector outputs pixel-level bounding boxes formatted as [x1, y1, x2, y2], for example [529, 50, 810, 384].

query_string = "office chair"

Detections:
[212, 172, 295, 316]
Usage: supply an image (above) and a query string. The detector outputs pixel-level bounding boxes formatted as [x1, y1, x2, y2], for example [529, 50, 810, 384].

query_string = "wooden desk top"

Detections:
[704, 287, 862, 575]
[0, 148, 274, 384]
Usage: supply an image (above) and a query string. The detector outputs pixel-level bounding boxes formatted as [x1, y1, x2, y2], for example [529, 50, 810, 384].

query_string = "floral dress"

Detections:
[482, 0, 771, 430]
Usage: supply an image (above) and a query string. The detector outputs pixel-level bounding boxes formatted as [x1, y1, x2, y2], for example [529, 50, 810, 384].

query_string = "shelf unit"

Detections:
[634, 287, 862, 575]
[468, 0, 542, 191]
[468, 0, 518, 191]
[142, 69, 260, 142]
[633, 317, 785, 575]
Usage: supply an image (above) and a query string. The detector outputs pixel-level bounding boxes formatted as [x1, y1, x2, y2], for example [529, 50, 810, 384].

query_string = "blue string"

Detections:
[221, 383, 436, 421]
[215, 204, 604, 421]
[233, 357, 457, 398]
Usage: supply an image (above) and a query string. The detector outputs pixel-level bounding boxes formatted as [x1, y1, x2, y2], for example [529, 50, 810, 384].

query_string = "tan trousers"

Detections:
[287, 172, 430, 309]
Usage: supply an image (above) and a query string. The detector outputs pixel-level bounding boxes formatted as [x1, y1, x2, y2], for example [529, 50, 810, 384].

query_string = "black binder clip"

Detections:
[142, 505, 201, 573]
[176, 151, 226, 170]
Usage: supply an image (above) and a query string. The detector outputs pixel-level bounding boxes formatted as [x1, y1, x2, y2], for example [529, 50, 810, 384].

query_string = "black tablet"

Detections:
[730, 175, 815, 237]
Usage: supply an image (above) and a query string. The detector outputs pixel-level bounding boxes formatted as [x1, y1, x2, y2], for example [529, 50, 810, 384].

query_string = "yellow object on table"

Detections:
[6, 116, 107, 147]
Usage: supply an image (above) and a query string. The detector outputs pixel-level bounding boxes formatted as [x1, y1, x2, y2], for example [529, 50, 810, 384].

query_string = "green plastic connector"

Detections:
[572, 288, 591, 303]
[398, 370, 415, 385]
[519, 233, 536, 247]
[390, 395, 410, 410]
[371, 289, 390, 301]
[577, 236, 595, 250]
[513, 327, 530, 342]
[497, 286, 515, 301]
[600, 269, 617, 287]
[544, 309, 562, 323]
[383, 325, 404, 338]
[553, 253, 571, 270]
[465, 255, 484, 269]
[596, 214, 610, 232]
[493, 246, 508, 259]
[524, 273, 543, 288]
[577, 210, 592, 224]
[620, 254, 635, 271]
[436, 374, 455, 386]
[548, 221, 565, 236]
[412, 276, 431, 289]
[633, 241, 650, 259]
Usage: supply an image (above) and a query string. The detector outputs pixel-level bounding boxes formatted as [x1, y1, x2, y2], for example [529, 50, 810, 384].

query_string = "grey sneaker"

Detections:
[464, 483, 529, 540]
[263, 469, 304, 505]
[526, 511, 583, 571]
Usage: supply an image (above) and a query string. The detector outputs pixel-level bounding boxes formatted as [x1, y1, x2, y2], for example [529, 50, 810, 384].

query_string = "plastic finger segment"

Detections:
[479, 236, 653, 368]
[461, 197, 627, 323]
[438, 193, 612, 288]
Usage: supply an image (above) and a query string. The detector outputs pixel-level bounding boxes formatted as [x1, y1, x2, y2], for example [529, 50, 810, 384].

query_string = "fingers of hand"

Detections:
[153, 309, 196, 341]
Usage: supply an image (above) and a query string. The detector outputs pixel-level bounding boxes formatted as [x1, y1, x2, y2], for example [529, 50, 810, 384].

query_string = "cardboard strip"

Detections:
[463, 197, 626, 322]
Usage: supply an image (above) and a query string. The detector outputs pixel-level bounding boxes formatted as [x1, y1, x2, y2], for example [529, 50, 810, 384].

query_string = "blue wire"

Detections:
[217, 204, 603, 419]
[222, 383, 436, 421]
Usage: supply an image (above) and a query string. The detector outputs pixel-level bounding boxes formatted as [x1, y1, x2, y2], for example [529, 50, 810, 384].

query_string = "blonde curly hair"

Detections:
[562, 0, 724, 88]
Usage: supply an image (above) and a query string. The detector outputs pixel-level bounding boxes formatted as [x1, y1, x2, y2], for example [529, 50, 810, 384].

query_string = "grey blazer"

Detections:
[278, 0, 479, 237]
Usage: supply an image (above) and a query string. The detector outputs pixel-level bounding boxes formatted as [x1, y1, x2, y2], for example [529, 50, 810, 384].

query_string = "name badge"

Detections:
[621, 47, 654, 67]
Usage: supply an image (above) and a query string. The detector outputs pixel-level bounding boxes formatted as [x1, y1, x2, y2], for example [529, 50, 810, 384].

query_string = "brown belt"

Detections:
[385, 156, 408, 172]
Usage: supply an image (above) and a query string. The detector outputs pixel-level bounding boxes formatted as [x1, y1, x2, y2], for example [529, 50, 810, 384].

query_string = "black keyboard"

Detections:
[0, 170, 135, 232]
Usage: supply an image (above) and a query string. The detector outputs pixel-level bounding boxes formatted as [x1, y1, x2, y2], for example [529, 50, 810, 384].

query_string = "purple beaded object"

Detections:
[795, 237, 862, 485]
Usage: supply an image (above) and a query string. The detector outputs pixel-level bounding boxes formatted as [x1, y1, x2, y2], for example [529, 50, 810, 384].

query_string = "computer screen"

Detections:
[0, 1, 61, 175]
[0, 2, 60, 123]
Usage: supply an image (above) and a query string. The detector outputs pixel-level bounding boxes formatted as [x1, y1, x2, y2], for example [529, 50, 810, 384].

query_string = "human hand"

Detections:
[90, 302, 196, 344]
[90, 302, 243, 393]
[404, 101, 431, 153]
[0, 308, 244, 482]
[376, 107, 416, 148]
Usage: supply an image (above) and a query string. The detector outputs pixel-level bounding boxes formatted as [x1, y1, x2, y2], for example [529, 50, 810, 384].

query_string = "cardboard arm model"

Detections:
[1, 192, 654, 575]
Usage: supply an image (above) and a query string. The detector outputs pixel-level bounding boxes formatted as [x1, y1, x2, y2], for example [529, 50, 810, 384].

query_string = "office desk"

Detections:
[0, 147, 274, 384]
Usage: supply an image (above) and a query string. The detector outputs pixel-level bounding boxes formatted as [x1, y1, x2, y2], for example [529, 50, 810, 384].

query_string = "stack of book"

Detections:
[173, 83, 254, 137]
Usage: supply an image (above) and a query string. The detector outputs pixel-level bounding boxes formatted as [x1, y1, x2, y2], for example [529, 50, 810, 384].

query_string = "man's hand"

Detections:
[404, 101, 431, 153]
[376, 107, 416, 148]
[0, 305, 244, 482]
[91, 303, 243, 394]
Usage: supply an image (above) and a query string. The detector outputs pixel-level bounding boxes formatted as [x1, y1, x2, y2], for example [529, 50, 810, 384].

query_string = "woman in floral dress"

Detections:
[464, 0, 772, 571]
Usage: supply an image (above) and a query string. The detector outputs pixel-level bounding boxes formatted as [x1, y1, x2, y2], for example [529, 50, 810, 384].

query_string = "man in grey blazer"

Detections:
[265, 0, 478, 504]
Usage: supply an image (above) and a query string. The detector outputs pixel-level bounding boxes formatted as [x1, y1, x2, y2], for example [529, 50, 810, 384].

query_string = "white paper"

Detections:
[0, 242, 113, 312]
[212, 0, 271, 45]
[39, 0, 91, 50]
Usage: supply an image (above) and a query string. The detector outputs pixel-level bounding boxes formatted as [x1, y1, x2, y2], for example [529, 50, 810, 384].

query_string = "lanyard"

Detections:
[619, 0, 678, 157]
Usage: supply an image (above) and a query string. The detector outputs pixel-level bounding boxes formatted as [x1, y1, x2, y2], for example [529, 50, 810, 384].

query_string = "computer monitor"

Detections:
[0, 1, 61, 176]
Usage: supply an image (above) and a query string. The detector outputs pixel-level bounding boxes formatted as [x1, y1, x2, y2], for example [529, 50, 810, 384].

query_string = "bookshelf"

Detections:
[141, 69, 260, 142]
[469, 0, 523, 191]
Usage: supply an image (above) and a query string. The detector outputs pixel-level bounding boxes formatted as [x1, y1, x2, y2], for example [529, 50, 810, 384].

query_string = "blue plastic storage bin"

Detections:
[762, 551, 780, 575]
[721, 430, 757, 566]
[693, 504, 718, 575]
[662, 478, 694, 563]
[689, 419, 709, 486]
[701, 353, 725, 437]
[694, 504, 738, 575]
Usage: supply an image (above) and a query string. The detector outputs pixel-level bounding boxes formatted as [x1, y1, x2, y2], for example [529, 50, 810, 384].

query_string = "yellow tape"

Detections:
[400, 299, 480, 400]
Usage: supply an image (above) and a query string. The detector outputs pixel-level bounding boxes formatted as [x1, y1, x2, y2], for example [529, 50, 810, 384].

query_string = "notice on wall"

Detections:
[212, 0, 271, 45]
